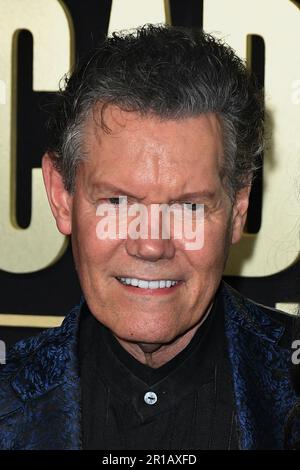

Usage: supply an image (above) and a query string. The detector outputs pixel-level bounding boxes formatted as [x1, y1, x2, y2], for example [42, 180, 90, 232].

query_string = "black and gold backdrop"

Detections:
[0, 0, 299, 348]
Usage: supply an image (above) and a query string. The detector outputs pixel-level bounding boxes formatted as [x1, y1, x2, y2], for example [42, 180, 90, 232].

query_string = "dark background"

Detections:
[1, 0, 299, 347]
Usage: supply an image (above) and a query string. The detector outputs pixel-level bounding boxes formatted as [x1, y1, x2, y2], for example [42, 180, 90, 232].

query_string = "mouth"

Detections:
[115, 276, 183, 295]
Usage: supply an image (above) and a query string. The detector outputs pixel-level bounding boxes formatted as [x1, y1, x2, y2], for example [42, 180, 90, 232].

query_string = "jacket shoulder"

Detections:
[0, 302, 82, 381]
[222, 281, 299, 343]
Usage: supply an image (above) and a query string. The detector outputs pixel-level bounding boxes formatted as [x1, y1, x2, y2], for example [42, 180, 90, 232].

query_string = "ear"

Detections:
[42, 153, 73, 235]
[231, 185, 251, 245]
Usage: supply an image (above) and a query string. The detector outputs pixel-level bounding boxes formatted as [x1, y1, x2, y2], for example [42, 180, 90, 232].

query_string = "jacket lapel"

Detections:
[223, 282, 297, 449]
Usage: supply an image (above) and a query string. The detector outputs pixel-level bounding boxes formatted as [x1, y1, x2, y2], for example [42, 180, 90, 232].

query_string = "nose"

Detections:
[126, 236, 175, 261]
[125, 204, 176, 261]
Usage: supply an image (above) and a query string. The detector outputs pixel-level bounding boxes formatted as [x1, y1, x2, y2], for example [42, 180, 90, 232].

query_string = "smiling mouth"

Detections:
[115, 276, 181, 290]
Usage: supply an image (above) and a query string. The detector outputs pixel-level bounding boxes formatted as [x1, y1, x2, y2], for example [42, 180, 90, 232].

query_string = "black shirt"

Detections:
[79, 287, 239, 449]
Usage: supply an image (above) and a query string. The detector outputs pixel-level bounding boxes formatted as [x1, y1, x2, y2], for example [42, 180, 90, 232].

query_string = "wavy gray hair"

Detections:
[46, 24, 264, 200]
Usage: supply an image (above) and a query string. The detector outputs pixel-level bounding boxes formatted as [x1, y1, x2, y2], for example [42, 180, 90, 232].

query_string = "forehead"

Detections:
[79, 106, 224, 197]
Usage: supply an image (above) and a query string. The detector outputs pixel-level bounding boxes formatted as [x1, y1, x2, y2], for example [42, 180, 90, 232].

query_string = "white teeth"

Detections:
[138, 280, 149, 289]
[118, 277, 179, 289]
[149, 280, 159, 289]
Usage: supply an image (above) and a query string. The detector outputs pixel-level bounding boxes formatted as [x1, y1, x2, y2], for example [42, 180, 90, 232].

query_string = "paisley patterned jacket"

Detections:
[0, 282, 298, 449]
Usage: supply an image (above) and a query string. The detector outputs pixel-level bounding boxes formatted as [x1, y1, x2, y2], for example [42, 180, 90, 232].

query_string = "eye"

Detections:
[108, 196, 127, 206]
[183, 202, 202, 212]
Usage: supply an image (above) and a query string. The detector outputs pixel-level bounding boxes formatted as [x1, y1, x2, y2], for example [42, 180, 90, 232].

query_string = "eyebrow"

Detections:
[90, 182, 144, 200]
[172, 191, 216, 201]
[90, 182, 216, 201]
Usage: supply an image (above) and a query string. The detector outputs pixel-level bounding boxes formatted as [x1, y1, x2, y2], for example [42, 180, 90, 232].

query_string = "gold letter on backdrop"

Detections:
[204, 0, 300, 276]
[108, 0, 170, 32]
[0, 0, 73, 273]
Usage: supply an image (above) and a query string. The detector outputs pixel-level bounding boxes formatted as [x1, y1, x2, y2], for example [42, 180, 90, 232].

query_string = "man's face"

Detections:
[44, 107, 249, 346]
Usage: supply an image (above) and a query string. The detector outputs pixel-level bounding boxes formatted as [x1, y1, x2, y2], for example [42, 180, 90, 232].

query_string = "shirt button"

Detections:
[144, 391, 158, 405]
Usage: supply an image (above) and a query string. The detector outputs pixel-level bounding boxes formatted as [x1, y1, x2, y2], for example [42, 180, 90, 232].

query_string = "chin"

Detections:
[118, 326, 178, 346]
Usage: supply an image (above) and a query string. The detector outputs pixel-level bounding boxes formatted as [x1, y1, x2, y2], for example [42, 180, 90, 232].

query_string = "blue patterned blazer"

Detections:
[0, 282, 298, 450]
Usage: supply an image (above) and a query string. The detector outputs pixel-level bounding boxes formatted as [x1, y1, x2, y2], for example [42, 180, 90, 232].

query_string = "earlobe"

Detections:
[42, 153, 73, 235]
[231, 185, 251, 245]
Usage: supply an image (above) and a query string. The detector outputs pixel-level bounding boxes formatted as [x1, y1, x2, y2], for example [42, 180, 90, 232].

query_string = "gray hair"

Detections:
[47, 24, 264, 199]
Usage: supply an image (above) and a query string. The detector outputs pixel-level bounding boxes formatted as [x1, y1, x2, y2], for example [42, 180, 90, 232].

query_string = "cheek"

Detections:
[74, 232, 122, 269]
[71, 212, 114, 268]
[205, 224, 231, 263]
[176, 218, 231, 272]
